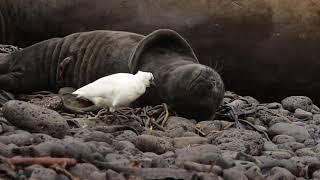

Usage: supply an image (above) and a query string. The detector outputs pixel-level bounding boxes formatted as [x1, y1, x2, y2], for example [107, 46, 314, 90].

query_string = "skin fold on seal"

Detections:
[1, 0, 320, 102]
[0, 29, 225, 120]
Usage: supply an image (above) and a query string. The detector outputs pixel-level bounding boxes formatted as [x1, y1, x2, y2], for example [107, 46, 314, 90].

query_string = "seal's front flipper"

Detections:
[0, 55, 10, 74]
[0, 72, 21, 92]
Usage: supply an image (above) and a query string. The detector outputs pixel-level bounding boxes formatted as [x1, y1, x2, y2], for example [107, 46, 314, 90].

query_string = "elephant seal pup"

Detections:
[0, 29, 224, 120]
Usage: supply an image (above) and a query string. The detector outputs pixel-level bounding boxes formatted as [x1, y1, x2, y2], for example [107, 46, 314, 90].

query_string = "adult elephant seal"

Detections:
[0, 29, 225, 120]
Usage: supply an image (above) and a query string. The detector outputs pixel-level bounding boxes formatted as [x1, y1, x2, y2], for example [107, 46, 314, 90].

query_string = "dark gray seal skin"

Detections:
[1, 0, 320, 102]
[0, 29, 224, 120]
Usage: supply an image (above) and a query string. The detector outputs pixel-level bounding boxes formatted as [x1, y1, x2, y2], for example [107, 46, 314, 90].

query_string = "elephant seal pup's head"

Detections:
[129, 29, 225, 120]
[160, 63, 224, 120]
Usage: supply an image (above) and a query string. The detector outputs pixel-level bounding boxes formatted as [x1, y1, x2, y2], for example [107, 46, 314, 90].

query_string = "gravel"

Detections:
[0, 90, 320, 179]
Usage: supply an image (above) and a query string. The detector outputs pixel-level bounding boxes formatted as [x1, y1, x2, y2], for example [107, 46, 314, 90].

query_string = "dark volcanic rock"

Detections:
[268, 123, 311, 142]
[134, 135, 173, 154]
[281, 96, 313, 112]
[175, 144, 230, 168]
[209, 129, 264, 156]
[2, 100, 70, 138]
[266, 167, 296, 180]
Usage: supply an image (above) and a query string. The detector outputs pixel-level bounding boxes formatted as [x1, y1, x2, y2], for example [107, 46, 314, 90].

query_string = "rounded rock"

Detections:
[2, 100, 69, 138]
[209, 129, 264, 156]
[268, 123, 311, 142]
[133, 134, 173, 154]
[281, 96, 313, 112]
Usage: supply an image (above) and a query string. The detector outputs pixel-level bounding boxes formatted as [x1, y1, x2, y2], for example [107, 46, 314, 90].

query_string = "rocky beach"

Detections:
[0, 80, 320, 180]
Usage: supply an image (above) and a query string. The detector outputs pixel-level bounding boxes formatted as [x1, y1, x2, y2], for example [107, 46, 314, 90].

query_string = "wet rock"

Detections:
[29, 167, 58, 180]
[88, 171, 107, 180]
[290, 156, 319, 166]
[69, 163, 99, 179]
[305, 124, 320, 140]
[294, 108, 313, 120]
[223, 167, 248, 180]
[266, 167, 296, 180]
[29, 95, 62, 110]
[134, 135, 173, 154]
[2, 100, 70, 138]
[30, 133, 57, 144]
[272, 135, 296, 144]
[105, 169, 126, 180]
[114, 130, 138, 142]
[264, 141, 278, 151]
[277, 142, 305, 151]
[164, 116, 196, 132]
[268, 116, 292, 127]
[0, 131, 33, 146]
[87, 141, 114, 156]
[266, 102, 283, 109]
[234, 160, 257, 170]
[268, 123, 311, 142]
[313, 114, 320, 125]
[281, 96, 313, 112]
[245, 166, 264, 180]
[209, 129, 264, 155]
[173, 136, 208, 148]
[0, 143, 16, 157]
[113, 140, 140, 156]
[74, 129, 113, 143]
[296, 148, 317, 157]
[175, 144, 230, 168]
[13, 139, 95, 160]
[262, 150, 294, 159]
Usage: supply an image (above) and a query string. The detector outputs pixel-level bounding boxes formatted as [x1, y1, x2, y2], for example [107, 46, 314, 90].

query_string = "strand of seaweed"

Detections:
[88, 103, 174, 133]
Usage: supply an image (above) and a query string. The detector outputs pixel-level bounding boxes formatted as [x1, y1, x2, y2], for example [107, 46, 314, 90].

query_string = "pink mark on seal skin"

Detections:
[58, 57, 73, 81]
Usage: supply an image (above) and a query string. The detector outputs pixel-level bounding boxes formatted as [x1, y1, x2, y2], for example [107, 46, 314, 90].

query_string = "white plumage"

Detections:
[72, 71, 154, 112]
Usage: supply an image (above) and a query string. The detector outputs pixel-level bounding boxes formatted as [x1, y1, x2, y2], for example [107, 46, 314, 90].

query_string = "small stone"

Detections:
[173, 136, 208, 148]
[245, 166, 264, 180]
[267, 167, 295, 180]
[294, 108, 313, 120]
[272, 135, 296, 144]
[105, 153, 130, 167]
[268, 116, 291, 127]
[277, 142, 305, 151]
[223, 167, 248, 180]
[175, 144, 229, 168]
[266, 102, 283, 109]
[74, 129, 113, 144]
[164, 116, 196, 132]
[2, 100, 69, 138]
[134, 135, 173, 154]
[262, 150, 294, 159]
[281, 96, 313, 112]
[88, 171, 106, 180]
[69, 163, 99, 179]
[295, 148, 317, 157]
[29, 167, 58, 180]
[264, 141, 278, 151]
[114, 130, 137, 142]
[268, 123, 311, 142]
